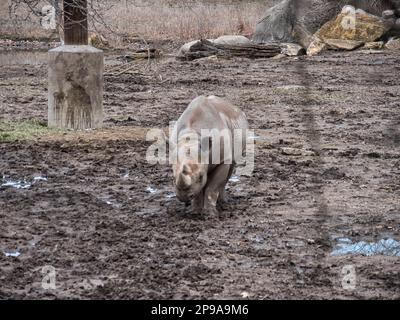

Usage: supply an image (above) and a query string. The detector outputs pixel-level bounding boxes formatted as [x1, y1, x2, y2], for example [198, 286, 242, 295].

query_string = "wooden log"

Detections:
[179, 39, 282, 60]
[123, 48, 160, 60]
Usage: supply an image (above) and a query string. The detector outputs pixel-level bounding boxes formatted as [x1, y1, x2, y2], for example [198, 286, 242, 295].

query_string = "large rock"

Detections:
[253, 0, 400, 47]
[385, 37, 400, 49]
[363, 41, 385, 49]
[212, 35, 251, 45]
[307, 7, 390, 55]
[382, 10, 396, 20]
[314, 9, 389, 42]
[252, 0, 340, 47]
[178, 36, 250, 57]
[306, 37, 327, 56]
[324, 39, 364, 50]
[281, 43, 306, 56]
[178, 40, 202, 56]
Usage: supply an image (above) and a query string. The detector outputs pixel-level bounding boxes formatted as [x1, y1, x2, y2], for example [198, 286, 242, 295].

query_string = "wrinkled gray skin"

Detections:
[253, 0, 400, 47]
[171, 95, 248, 217]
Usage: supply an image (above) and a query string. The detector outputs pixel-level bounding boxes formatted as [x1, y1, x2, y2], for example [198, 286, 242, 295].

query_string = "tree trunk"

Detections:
[63, 0, 88, 45]
[53, 0, 63, 42]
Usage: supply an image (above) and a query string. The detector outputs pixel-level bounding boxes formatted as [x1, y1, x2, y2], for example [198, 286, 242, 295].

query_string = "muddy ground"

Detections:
[0, 43, 399, 299]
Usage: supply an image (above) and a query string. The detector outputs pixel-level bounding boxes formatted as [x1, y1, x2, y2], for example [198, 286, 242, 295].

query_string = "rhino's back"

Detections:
[177, 95, 247, 134]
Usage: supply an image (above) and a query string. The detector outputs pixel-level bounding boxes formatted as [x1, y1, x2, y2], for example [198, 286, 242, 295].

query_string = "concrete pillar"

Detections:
[48, 45, 103, 129]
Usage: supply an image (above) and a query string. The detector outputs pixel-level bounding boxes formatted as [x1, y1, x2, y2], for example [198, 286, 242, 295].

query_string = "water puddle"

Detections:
[33, 176, 48, 182]
[146, 186, 157, 194]
[4, 250, 21, 258]
[229, 176, 240, 183]
[1, 175, 48, 189]
[1, 179, 31, 189]
[331, 238, 400, 257]
[122, 172, 129, 179]
[98, 195, 121, 209]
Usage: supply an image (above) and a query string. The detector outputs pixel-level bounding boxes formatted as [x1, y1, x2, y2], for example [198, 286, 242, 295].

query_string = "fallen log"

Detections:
[123, 48, 160, 60]
[179, 39, 282, 60]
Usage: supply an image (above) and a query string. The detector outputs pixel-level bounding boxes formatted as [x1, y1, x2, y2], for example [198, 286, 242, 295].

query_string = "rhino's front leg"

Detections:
[192, 189, 204, 214]
[203, 164, 231, 217]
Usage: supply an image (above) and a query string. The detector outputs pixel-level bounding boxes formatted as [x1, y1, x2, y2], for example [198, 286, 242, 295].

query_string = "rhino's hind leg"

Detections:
[217, 164, 235, 208]
[203, 164, 231, 218]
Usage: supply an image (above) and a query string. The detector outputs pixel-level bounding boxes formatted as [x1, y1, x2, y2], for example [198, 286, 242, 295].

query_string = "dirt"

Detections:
[0, 43, 399, 299]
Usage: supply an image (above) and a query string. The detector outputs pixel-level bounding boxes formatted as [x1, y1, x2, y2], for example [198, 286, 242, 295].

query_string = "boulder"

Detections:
[363, 41, 385, 49]
[389, 19, 400, 37]
[271, 53, 287, 60]
[178, 40, 202, 56]
[281, 43, 306, 56]
[315, 9, 389, 42]
[212, 35, 251, 46]
[307, 7, 390, 55]
[382, 10, 395, 20]
[253, 0, 400, 47]
[306, 37, 327, 56]
[324, 39, 364, 50]
[385, 37, 400, 50]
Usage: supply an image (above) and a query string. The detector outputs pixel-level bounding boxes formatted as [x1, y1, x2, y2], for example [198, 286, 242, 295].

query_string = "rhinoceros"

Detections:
[170, 95, 248, 217]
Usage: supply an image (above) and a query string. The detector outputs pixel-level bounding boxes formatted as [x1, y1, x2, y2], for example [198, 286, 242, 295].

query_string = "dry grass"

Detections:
[0, 0, 52, 39]
[0, 0, 278, 43]
[100, 1, 270, 41]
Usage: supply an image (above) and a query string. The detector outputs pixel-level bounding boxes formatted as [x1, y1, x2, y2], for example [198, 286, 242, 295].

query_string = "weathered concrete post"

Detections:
[48, 0, 103, 129]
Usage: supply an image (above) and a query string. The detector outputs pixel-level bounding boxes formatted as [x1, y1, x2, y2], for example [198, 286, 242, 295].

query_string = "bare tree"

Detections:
[8, 0, 116, 42]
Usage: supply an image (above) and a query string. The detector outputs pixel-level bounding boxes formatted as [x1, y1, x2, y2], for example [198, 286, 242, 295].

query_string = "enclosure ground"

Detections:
[0, 46, 399, 299]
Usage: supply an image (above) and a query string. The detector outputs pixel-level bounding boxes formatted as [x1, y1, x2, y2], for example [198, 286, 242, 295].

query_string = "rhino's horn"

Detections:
[182, 164, 190, 175]
[177, 173, 191, 189]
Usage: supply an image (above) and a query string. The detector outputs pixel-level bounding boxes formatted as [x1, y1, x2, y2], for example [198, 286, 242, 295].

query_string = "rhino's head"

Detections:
[174, 161, 207, 203]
